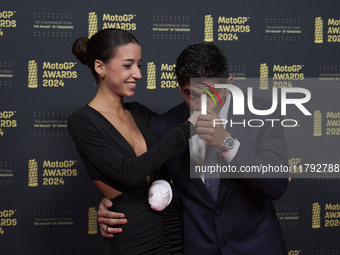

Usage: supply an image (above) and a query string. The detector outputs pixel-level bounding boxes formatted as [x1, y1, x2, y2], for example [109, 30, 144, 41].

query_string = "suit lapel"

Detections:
[170, 104, 217, 207]
[217, 178, 231, 207]
[178, 136, 218, 207]
[189, 155, 217, 207]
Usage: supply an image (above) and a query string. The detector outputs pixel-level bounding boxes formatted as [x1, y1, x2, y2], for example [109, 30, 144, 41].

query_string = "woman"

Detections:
[68, 28, 196, 254]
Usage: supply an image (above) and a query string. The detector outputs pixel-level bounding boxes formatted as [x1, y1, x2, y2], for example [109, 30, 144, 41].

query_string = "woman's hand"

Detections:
[188, 111, 200, 127]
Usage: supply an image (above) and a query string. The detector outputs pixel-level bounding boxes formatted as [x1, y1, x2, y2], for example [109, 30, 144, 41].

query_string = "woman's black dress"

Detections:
[68, 102, 190, 254]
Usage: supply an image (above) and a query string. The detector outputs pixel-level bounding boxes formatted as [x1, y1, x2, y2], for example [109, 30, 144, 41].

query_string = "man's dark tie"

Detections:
[205, 145, 220, 202]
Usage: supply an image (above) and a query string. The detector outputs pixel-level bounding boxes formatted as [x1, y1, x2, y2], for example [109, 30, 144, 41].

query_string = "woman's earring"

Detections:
[99, 71, 106, 79]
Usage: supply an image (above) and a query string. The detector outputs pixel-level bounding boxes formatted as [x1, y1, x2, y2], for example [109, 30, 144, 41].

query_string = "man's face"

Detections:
[179, 77, 233, 114]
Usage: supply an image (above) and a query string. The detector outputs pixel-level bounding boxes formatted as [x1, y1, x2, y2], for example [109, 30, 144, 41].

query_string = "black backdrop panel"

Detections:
[1, 0, 339, 254]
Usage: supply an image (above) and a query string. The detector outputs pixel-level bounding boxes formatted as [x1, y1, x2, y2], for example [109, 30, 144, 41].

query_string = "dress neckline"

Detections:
[85, 103, 148, 157]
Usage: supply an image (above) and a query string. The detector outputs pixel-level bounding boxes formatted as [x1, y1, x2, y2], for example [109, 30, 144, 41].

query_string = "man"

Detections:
[98, 43, 288, 255]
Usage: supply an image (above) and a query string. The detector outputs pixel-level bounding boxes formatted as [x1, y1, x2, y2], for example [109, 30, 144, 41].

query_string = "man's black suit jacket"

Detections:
[151, 96, 288, 255]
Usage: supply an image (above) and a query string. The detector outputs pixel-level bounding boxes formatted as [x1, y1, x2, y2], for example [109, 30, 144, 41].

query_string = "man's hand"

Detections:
[98, 198, 127, 238]
[196, 110, 229, 148]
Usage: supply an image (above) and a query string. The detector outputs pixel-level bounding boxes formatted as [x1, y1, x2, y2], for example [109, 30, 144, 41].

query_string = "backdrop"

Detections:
[1, 0, 339, 254]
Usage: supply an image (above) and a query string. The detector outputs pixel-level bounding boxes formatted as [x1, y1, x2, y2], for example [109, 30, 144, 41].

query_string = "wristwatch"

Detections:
[219, 134, 236, 152]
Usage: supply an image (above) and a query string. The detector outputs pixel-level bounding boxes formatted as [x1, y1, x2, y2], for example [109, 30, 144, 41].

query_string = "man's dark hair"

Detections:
[175, 43, 229, 86]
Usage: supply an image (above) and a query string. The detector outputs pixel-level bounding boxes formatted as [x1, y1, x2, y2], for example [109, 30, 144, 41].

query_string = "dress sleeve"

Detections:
[68, 114, 192, 187]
